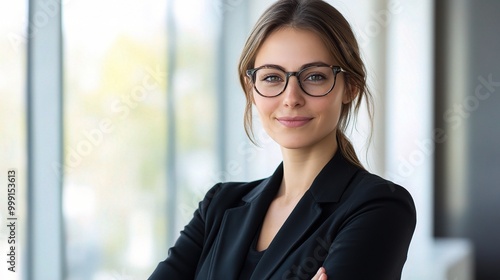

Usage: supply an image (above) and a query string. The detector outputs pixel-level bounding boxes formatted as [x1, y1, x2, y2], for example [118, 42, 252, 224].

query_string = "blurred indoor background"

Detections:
[0, 0, 499, 279]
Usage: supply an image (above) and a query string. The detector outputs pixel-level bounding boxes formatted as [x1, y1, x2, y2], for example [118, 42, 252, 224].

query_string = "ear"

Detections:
[342, 81, 358, 104]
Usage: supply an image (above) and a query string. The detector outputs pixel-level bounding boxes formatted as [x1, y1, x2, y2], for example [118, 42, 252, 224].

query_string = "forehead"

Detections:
[255, 27, 335, 69]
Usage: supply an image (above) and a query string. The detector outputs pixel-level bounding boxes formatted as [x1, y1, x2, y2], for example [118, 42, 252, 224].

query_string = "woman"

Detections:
[149, 0, 416, 279]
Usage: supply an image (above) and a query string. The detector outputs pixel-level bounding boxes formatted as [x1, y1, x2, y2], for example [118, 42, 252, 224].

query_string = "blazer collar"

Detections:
[242, 162, 283, 202]
[242, 149, 360, 204]
[250, 150, 360, 279]
[308, 149, 361, 202]
[206, 171, 279, 279]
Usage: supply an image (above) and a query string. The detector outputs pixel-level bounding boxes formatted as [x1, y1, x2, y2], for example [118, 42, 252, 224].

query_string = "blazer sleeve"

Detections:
[323, 182, 416, 280]
[148, 183, 222, 280]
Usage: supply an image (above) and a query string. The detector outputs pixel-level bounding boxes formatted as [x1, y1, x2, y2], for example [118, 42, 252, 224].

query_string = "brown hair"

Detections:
[238, 0, 373, 169]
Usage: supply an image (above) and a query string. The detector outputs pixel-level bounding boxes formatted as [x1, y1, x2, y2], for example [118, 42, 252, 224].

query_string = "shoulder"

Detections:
[197, 178, 267, 216]
[340, 169, 416, 225]
[351, 170, 414, 202]
[204, 178, 267, 201]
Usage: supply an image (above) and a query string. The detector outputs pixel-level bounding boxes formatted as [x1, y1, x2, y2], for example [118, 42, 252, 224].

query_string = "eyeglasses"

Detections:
[246, 64, 346, 97]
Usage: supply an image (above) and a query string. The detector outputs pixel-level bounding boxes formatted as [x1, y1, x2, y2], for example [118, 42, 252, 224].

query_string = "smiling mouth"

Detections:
[276, 117, 313, 128]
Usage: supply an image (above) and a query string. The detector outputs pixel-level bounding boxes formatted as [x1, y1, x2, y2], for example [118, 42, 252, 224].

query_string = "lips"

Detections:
[276, 116, 313, 128]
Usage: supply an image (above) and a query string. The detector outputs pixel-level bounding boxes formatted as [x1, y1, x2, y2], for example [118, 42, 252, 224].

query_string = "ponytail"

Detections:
[337, 130, 364, 170]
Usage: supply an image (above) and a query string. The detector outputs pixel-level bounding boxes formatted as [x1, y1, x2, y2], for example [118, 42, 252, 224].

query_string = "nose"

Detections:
[282, 76, 305, 108]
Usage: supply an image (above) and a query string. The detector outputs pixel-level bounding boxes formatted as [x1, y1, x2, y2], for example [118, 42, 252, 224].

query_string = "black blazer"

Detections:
[149, 151, 416, 280]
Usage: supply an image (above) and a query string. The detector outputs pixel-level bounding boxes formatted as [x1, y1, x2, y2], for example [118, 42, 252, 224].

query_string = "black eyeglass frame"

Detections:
[246, 64, 346, 97]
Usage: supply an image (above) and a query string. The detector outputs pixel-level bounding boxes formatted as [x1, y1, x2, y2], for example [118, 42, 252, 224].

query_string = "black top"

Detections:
[239, 233, 266, 279]
[149, 150, 416, 280]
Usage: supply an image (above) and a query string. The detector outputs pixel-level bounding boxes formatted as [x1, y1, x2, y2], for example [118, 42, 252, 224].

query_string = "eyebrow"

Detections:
[255, 61, 331, 71]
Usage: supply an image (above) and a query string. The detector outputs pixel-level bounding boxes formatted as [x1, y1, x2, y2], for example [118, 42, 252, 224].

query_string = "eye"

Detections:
[304, 73, 327, 82]
[261, 75, 284, 83]
[264, 75, 282, 82]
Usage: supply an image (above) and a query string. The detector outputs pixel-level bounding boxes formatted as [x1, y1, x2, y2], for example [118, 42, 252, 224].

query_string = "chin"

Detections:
[274, 138, 317, 150]
[272, 131, 337, 151]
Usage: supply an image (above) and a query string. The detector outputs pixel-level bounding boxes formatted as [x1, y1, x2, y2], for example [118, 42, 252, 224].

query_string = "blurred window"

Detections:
[62, 0, 219, 278]
[0, 2, 27, 280]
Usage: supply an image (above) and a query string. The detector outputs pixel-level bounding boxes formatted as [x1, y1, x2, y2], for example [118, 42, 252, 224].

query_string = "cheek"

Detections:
[253, 94, 275, 118]
[319, 96, 344, 125]
[253, 96, 281, 136]
[323, 103, 341, 121]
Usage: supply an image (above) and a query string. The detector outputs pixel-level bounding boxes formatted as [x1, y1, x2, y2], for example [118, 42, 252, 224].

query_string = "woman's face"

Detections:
[252, 27, 349, 151]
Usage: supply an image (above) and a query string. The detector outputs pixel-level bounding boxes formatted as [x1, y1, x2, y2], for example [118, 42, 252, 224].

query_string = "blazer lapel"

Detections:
[250, 150, 360, 279]
[251, 192, 322, 280]
[207, 165, 283, 280]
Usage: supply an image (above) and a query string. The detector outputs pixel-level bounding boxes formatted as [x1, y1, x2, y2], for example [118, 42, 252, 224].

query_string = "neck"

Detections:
[277, 132, 338, 202]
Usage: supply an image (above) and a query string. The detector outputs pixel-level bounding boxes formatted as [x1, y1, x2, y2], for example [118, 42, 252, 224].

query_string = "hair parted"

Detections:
[238, 0, 373, 169]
